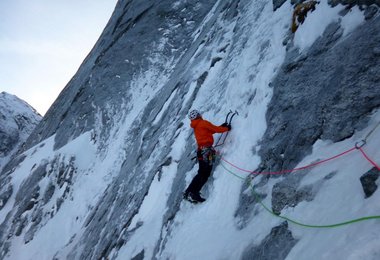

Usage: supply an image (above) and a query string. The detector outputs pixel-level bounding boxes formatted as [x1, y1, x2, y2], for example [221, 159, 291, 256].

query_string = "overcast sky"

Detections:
[0, 0, 118, 115]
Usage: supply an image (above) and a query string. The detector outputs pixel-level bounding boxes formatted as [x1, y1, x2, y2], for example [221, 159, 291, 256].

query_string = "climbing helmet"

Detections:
[189, 109, 201, 120]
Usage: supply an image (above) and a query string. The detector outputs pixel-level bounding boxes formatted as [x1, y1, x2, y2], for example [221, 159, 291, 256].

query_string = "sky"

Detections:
[0, 0, 118, 115]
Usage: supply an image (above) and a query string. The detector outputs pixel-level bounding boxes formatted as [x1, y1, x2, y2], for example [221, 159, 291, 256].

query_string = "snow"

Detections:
[115, 160, 177, 259]
[0, 30, 178, 258]
[113, 120, 190, 259]
[156, 109, 380, 260]
[115, 0, 379, 259]
[0, 92, 40, 123]
[116, 1, 292, 259]
[3, 132, 97, 260]
[152, 88, 178, 125]
[340, 6, 365, 37]
[2, 0, 379, 259]
[0, 92, 41, 172]
[259, 112, 380, 260]
[294, 0, 365, 52]
[2, 128, 132, 259]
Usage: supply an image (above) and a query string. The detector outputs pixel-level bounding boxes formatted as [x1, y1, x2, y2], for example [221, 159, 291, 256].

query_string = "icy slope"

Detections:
[0, 92, 41, 173]
[1, 1, 380, 260]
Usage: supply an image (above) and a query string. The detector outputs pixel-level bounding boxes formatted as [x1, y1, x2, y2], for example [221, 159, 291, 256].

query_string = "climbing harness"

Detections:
[198, 146, 216, 166]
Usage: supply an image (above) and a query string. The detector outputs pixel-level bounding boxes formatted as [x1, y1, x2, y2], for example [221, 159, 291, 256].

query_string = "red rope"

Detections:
[358, 147, 380, 171]
[220, 147, 357, 175]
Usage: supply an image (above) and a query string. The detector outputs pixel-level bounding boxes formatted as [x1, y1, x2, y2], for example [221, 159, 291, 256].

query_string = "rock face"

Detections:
[241, 222, 298, 260]
[273, 0, 287, 10]
[237, 6, 380, 259]
[274, 0, 380, 9]
[0, 92, 41, 172]
[259, 17, 380, 173]
[328, 0, 380, 7]
[1, 1, 380, 260]
[23, 0, 219, 152]
[1, 0, 232, 258]
[360, 167, 380, 198]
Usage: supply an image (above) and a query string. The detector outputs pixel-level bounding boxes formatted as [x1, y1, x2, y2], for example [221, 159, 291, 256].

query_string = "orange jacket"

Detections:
[190, 118, 229, 148]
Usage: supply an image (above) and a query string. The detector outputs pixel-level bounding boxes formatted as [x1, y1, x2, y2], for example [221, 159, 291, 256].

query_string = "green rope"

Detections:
[364, 120, 380, 141]
[220, 162, 380, 228]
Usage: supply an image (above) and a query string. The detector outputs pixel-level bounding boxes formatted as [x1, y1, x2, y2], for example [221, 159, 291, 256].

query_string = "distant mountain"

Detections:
[0, 92, 41, 172]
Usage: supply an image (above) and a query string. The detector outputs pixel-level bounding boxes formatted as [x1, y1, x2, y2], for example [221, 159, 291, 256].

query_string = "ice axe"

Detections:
[215, 110, 238, 148]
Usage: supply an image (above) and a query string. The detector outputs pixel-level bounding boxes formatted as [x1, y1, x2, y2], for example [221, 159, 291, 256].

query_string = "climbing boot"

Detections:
[186, 192, 205, 203]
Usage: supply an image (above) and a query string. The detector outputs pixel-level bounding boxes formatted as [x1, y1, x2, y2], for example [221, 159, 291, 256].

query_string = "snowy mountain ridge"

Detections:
[1, 1, 380, 259]
[0, 92, 41, 173]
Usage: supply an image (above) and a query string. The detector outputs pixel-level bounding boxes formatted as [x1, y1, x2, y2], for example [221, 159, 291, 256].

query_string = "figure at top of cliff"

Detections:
[292, 1, 320, 33]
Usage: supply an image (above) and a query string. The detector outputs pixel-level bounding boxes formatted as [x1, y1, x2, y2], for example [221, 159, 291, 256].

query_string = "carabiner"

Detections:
[355, 140, 366, 149]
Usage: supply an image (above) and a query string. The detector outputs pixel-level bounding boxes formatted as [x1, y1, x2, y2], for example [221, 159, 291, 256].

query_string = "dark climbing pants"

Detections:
[186, 160, 213, 194]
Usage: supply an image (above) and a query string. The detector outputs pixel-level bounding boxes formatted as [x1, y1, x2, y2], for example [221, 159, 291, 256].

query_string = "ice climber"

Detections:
[184, 109, 231, 203]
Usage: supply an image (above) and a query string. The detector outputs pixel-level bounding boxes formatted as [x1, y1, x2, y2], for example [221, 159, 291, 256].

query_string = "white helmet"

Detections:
[189, 109, 201, 120]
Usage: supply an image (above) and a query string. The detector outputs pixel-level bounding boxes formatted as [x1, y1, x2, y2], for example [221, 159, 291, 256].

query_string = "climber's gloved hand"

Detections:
[220, 122, 231, 131]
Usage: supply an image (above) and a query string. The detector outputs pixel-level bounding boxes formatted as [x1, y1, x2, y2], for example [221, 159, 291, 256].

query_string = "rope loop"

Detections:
[220, 161, 380, 228]
[214, 119, 380, 228]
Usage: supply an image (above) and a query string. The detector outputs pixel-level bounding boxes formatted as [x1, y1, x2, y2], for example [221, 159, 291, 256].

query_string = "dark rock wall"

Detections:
[238, 8, 380, 260]
[24, 0, 217, 151]
[1, 0, 222, 258]
[360, 167, 380, 198]
[259, 15, 380, 173]
[68, 1, 244, 258]
[274, 0, 380, 10]
[328, 0, 380, 7]
[1, 1, 380, 259]
[242, 222, 298, 260]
